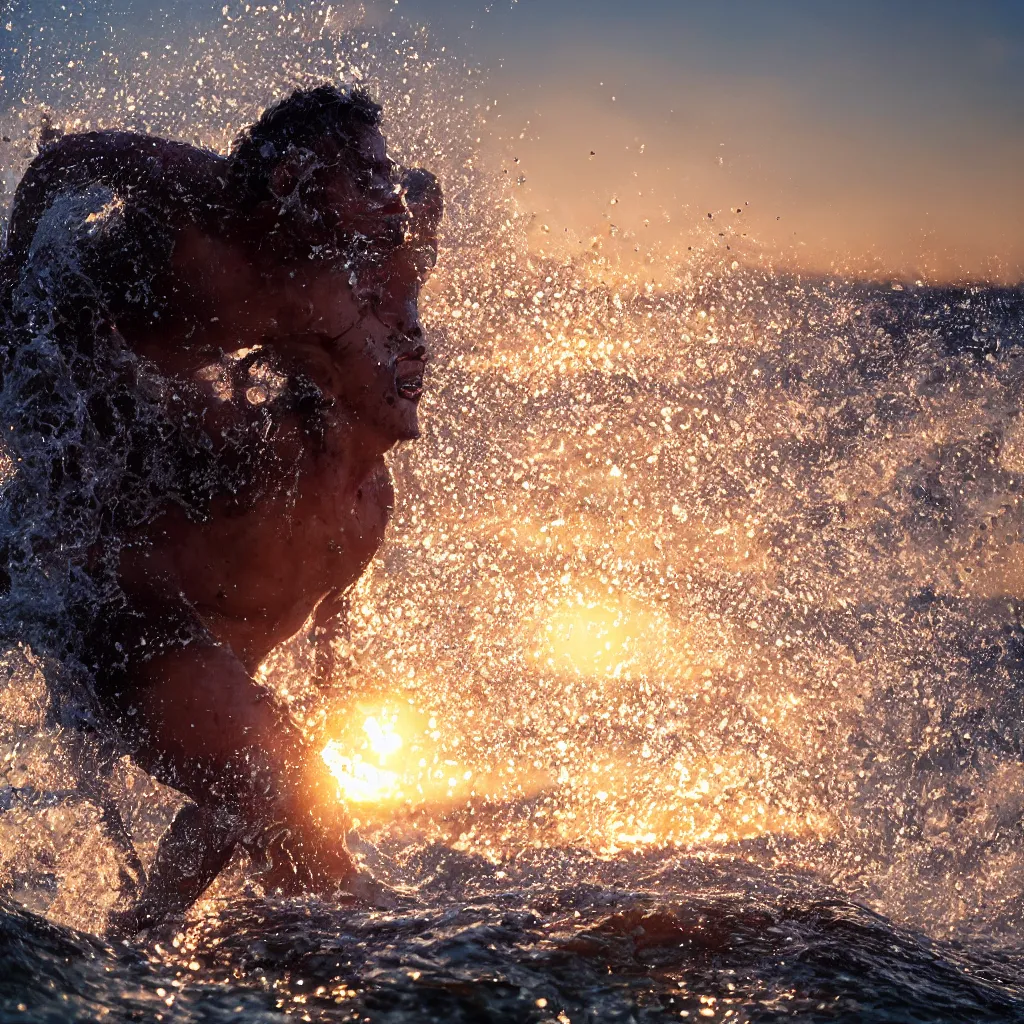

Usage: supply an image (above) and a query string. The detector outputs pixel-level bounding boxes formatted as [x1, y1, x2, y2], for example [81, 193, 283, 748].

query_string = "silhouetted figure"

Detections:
[0, 84, 442, 932]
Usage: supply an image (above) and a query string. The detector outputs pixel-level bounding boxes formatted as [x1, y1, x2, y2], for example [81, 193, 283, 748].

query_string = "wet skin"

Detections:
[101, 170, 436, 929]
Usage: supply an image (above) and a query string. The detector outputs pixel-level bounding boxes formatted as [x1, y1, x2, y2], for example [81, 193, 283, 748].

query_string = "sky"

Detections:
[417, 0, 1024, 280]
[2, 0, 1023, 280]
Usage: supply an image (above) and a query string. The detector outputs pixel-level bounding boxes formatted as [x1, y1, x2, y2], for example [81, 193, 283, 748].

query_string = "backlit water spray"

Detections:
[1, 3, 1023, 1020]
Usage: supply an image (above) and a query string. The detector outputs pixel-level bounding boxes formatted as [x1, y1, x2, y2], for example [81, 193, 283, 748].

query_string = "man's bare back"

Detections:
[0, 85, 442, 930]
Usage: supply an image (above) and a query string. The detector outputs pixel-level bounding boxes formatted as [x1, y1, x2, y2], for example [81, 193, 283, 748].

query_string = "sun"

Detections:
[321, 710, 406, 805]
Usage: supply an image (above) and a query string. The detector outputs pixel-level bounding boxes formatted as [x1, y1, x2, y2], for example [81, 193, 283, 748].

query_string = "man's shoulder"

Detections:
[26, 128, 225, 187]
[5, 129, 228, 271]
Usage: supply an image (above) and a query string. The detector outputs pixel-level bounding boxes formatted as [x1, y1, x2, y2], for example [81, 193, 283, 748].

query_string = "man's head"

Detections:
[227, 85, 399, 262]
[228, 84, 442, 444]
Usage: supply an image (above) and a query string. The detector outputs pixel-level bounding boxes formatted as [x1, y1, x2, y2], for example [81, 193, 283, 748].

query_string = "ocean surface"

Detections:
[2, 4, 1024, 1020]
[3, 844, 1024, 1023]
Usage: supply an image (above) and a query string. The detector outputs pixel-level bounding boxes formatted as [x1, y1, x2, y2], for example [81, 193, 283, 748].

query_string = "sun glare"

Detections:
[321, 743, 403, 804]
[322, 711, 408, 805]
[321, 702, 482, 814]
[363, 714, 403, 761]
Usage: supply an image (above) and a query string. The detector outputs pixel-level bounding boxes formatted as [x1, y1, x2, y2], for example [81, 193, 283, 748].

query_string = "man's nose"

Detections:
[381, 297, 422, 339]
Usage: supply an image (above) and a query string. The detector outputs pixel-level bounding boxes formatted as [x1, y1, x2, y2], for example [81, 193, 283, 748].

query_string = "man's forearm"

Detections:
[312, 590, 352, 691]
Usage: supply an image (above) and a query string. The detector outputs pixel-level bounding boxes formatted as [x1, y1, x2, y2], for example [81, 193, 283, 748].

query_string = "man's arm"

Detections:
[312, 589, 353, 692]
[5, 130, 224, 277]
[104, 633, 358, 935]
[112, 631, 355, 875]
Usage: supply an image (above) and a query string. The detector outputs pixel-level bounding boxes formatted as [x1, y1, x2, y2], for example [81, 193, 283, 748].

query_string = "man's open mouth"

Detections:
[396, 373, 423, 401]
[395, 349, 427, 401]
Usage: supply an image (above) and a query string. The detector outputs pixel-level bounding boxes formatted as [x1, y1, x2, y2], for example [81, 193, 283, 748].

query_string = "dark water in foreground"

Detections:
[2, 848, 1024, 1023]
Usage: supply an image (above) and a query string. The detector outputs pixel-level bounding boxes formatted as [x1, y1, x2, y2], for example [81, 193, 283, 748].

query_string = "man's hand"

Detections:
[107, 635, 355, 892]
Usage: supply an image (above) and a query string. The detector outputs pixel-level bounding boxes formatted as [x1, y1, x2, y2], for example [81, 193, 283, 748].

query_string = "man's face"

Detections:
[284, 231, 431, 446]
[330, 251, 429, 444]
[273, 130, 440, 446]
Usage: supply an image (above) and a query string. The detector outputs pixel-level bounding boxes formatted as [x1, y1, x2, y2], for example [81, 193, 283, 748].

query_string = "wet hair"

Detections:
[221, 83, 446, 300]
[223, 84, 405, 266]
[228, 84, 385, 206]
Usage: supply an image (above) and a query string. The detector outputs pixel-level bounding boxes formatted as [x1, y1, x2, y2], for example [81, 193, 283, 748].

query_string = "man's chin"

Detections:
[395, 418, 421, 442]
[395, 394, 422, 441]
[381, 406, 420, 444]
[358, 397, 421, 447]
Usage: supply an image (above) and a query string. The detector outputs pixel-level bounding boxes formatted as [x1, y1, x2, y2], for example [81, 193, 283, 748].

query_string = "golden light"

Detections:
[321, 709, 407, 806]
[363, 713, 403, 762]
[321, 743, 402, 805]
[544, 604, 631, 677]
[320, 702, 483, 816]
[538, 596, 670, 680]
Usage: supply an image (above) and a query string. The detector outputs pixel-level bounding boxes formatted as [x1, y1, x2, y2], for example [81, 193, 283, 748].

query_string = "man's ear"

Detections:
[268, 148, 312, 200]
[269, 155, 298, 199]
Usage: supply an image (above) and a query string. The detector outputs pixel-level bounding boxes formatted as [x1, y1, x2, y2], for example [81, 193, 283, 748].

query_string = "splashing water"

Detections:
[1, 3, 1024, 1020]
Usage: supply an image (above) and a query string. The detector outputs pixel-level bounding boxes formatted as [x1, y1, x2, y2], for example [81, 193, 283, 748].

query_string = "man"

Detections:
[0, 84, 442, 931]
